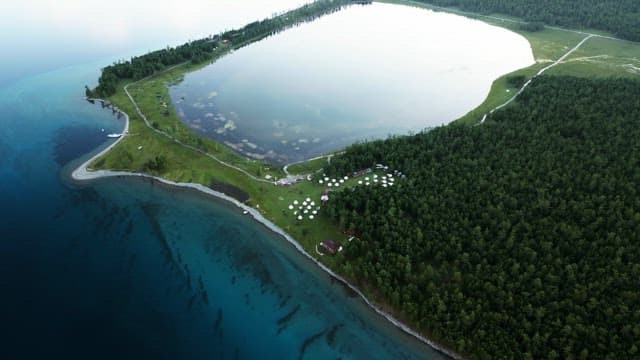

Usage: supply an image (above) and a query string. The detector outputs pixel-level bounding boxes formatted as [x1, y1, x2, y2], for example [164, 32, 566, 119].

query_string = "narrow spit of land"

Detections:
[122, 80, 274, 185]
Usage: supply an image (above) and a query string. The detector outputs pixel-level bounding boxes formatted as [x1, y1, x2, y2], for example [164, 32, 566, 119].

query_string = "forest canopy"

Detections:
[325, 76, 640, 358]
[414, 0, 640, 41]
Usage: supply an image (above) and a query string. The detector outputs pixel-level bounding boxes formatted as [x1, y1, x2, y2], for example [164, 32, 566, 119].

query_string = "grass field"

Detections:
[285, 155, 335, 175]
[380, 0, 640, 125]
[548, 36, 640, 78]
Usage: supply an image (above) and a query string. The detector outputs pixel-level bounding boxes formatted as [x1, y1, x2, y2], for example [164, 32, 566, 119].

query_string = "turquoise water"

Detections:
[1, 54, 442, 360]
[170, 2, 533, 163]
[0, 1, 446, 359]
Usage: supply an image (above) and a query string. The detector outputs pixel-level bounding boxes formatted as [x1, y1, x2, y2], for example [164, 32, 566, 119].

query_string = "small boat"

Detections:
[107, 133, 122, 138]
[242, 210, 249, 215]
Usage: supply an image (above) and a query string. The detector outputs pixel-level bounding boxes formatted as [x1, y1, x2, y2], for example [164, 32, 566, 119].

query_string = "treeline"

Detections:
[325, 76, 640, 358]
[89, 0, 350, 98]
[414, 0, 640, 41]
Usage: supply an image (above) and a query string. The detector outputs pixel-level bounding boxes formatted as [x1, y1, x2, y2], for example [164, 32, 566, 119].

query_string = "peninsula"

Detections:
[78, 0, 640, 358]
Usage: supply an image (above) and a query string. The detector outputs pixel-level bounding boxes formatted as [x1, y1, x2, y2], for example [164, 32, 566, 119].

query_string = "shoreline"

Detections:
[71, 102, 462, 360]
[71, 98, 130, 181]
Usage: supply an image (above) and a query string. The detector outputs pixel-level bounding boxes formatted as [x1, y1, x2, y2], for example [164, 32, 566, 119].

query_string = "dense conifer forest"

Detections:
[325, 76, 640, 358]
[414, 0, 640, 41]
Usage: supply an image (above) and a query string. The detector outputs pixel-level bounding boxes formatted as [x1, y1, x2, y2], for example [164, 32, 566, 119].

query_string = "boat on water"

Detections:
[107, 133, 121, 138]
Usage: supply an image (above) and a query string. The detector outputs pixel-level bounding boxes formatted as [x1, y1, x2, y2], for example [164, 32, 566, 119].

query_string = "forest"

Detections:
[88, 0, 349, 98]
[414, 0, 640, 41]
[325, 76, 640, 358]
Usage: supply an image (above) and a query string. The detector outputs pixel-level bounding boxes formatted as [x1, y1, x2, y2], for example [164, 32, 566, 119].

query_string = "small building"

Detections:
[352, 168, 372, 177]
[277, 174, 305, 186]
[319, 240, 342, 255]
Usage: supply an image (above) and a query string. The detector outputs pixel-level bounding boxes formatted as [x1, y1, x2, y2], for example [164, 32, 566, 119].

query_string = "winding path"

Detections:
[123, 80, 275, 185]
[282, 151, 344, 176]
[481, 34, 594, 123]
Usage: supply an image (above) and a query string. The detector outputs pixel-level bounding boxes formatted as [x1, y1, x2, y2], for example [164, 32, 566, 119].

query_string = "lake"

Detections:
[170, 2, 534, 163]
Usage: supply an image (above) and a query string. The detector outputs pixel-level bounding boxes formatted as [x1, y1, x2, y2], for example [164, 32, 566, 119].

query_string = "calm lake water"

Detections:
[170, 2, 534, 163]
[0, 1, 453, 359]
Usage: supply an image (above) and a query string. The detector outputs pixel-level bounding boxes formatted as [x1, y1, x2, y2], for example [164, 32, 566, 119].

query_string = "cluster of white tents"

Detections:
[357, 173, 395, 188]
[318, 176, 349, 187]
[288, 197, 320, 221]
[317, 173, 398, 189]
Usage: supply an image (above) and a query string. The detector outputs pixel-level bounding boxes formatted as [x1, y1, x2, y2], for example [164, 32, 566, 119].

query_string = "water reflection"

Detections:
[170, 2, 534, 163]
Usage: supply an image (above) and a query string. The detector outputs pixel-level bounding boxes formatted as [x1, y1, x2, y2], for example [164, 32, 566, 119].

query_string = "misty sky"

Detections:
[0, 0, 311, 84]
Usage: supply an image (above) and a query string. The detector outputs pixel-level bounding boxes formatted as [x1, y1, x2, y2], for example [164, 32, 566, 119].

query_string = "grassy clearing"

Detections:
[286, 155, 334, 175]
[257, 170, 394, 266]
[548, 37, 640, 78]
[451, 23, 590, 124]
[383, 0, 640, 124]
[381, 0, 590, 124]
[453, 65, 542, 125]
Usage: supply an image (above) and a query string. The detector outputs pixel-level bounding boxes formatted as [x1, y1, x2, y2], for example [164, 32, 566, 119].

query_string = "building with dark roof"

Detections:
[320, 239, 342, 255]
